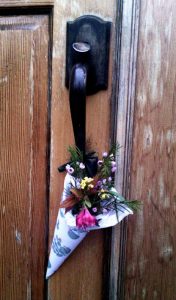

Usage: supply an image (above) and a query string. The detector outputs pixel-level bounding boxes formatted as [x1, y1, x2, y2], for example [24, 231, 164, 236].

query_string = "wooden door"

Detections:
[2, 1, 175, 300]
[0, 1, 117, 299]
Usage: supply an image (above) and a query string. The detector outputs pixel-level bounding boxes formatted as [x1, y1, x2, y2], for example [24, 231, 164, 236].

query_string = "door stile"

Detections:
[108, 0, 141, 299]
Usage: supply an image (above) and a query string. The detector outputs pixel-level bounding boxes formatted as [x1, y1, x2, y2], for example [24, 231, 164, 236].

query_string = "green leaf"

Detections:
[85, 199, 92, 208]
[109, 143, 121, 156]
[124, 200, 142, 212]
[68, 145, 83, 162]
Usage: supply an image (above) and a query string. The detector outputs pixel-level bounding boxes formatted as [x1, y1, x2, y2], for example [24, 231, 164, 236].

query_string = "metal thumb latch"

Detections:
[58, 15, 111, 174]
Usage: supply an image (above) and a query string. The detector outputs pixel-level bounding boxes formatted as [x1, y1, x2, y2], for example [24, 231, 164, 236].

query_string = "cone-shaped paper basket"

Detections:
[46, 174, 133, 279]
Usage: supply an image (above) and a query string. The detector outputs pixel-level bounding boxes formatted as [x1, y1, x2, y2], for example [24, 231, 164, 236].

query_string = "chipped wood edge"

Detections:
[109, 0, 141, 299]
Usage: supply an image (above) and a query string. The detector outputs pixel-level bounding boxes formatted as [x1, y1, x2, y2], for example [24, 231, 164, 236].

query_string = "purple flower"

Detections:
[111, 166, 117, 173]
[79, 162, 85, 169]
[92, 207, 98, 213]
[102, 152, 108, 158]
[111, 161, 116, 167]
[65, 164, 74, 174]
[108, 176, 112, 182]
[95, 180, 102, 189]
[102, 179, 107, 184]
[68, 167, 74, 174]
[98, 160, 103, 166]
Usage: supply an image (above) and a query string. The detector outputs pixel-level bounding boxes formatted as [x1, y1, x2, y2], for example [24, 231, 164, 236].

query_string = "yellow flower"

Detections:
[84, 177, 93, 183]
[80, 177, 94, 189]
[88, 184, 94, 189]
[101, 193, 107, 199]
[80, 181, 86, 189]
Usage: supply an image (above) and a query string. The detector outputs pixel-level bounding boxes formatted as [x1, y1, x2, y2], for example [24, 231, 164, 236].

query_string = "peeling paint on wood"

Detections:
[15, 230, 22, 245]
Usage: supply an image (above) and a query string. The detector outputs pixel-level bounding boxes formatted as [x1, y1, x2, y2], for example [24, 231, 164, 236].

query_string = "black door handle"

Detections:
[58, 15, 111, 174]
[69, 42, 90, 157]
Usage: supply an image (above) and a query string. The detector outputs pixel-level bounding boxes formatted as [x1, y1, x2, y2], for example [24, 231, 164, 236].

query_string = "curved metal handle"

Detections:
[58, 42, 99, 175]
[69, 63, 87, 156]
[69, 42, 90, 157]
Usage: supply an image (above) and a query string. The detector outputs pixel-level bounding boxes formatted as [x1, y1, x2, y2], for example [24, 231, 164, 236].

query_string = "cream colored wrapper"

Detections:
[46, 174, 133, 279]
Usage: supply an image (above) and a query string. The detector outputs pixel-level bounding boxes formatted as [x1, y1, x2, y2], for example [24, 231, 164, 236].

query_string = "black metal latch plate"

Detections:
[65, 15, 111, 95]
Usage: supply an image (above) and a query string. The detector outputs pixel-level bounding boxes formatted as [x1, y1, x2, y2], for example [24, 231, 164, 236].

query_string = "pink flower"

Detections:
[76, 208, 97, 229]
[98, 160, 103, 166]
[65, 164, 74, 174]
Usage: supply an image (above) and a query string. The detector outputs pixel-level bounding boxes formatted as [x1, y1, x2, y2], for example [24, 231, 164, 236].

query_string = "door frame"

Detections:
[107, 0, 140, 299]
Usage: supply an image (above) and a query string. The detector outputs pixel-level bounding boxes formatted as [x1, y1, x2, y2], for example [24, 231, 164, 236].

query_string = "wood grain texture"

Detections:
[48, 1, 117, 299]
[124, 1, 176, 299]
[0, 0, 54, 7]
[0, 15, 49, 300]
[110, 0, 140, 299]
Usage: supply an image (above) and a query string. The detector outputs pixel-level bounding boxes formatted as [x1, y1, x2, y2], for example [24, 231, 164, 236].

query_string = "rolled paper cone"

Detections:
[46, 174, 133, 278]
[46, 174, 88, 279]
[46, 208, 88, 279]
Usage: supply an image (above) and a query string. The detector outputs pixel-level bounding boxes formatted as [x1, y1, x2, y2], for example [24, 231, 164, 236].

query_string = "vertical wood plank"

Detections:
[110, 0, 140, 299]
[124, 1, 176, 299]
[48, 1, 117, 299]
[0, 15, 50, 300]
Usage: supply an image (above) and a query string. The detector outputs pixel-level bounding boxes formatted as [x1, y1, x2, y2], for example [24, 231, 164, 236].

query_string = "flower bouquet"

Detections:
[46, 144, 140, 279]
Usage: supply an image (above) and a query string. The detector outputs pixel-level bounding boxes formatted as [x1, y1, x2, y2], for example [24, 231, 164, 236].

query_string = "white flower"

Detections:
[79, 162, 85, 169]
[102, 152, 108, 158]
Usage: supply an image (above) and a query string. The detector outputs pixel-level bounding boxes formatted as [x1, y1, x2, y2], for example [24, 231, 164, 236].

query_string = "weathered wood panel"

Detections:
[124, 1, 176, 299]
[0, 15, 50, 299]
[48, 1, 117, 299]
[110, 0, 140, 299]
